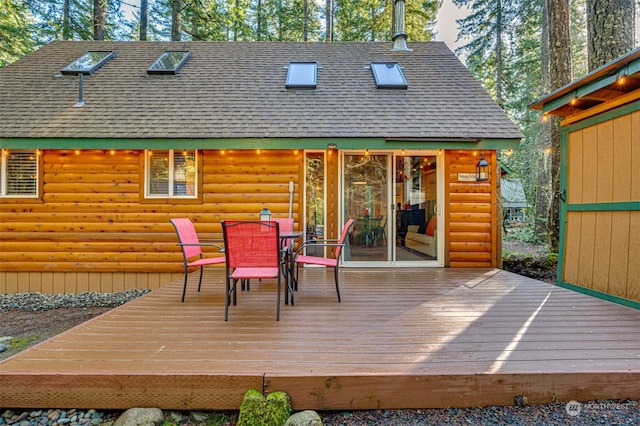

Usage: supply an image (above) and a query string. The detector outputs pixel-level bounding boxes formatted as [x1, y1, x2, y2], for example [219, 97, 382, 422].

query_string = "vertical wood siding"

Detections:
[0, 149, 302, 293]
[563, 110, 639, 302]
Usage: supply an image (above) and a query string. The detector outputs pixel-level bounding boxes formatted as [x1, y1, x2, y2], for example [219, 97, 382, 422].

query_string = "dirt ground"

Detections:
[0, 307, 112, 360]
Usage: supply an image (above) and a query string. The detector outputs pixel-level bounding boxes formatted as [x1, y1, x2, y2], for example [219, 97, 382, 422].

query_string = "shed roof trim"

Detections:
[529, 47, 640, 119]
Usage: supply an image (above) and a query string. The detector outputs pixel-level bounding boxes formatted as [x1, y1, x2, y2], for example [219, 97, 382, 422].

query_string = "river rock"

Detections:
[113, 408, 164, 426]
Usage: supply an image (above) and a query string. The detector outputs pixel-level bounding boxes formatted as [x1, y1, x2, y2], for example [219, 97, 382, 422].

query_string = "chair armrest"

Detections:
[304, 238, 340, 244]
[177, 242, 225, 252]
[294, 242, 345, 257]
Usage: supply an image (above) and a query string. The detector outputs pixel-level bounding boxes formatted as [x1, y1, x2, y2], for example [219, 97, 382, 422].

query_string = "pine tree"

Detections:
[0, 0, 36, 66]
[587, 0, 635, 70]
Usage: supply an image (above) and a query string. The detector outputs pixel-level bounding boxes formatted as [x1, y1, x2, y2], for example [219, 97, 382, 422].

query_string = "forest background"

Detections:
[1, 0, 639, 252]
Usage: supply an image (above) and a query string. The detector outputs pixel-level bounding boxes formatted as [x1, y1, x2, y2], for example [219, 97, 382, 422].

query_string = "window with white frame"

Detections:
[1, 150, 39, 198]
[145, 150, 198, 198]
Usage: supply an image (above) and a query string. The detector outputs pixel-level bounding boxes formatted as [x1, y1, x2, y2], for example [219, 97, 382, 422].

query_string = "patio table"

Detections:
[279, 230, 303, 305]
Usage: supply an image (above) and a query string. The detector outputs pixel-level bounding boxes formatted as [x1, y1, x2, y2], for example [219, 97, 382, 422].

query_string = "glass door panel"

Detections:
[304, 152, 325, 257]
[395, 155, 438, 262]
[343, 153, 389, 262]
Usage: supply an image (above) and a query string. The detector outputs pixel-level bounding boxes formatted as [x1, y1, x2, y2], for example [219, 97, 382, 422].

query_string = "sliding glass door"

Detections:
[341, 151, 441, 265]
[343, 153, 390, 262]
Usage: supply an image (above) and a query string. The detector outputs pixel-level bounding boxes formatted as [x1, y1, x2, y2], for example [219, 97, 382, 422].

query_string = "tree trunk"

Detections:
[495, 0, 503, 108]
[62, 0, 71, 40]
[172, 0, 182, 41]
[140, 0, 148, 41]
[233, 0, 239, 41]
[303, 0, 309, 41]
[93, 0, 105, 40]
[257, 0, 262, 41]
[546, 0, 572, 252]
[587, 0, 635, 71]
[535, 0, 551, 238]
[325, 0, 332, 42]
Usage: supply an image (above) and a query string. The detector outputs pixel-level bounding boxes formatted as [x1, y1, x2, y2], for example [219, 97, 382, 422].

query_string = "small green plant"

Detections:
[9, 336, 39, 350]
[504, 223, 546, 245]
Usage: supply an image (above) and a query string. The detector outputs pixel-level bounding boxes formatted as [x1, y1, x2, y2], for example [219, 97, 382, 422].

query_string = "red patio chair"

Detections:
[221, 220, 284, 321]
[293, 219, 355, 302]
[170, 218, 225, 302]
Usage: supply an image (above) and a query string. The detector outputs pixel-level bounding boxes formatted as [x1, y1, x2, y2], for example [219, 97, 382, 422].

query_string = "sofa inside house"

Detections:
[404, 215, 437, 257]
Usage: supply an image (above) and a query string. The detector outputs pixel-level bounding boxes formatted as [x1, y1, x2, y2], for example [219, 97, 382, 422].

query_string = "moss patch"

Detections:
[237, 389, 291, 426]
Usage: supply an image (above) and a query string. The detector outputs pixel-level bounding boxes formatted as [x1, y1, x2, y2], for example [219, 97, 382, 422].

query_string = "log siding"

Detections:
[1, 148, 502, 294]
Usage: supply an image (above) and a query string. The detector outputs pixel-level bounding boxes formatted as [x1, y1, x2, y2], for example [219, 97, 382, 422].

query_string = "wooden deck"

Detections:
[1, 268, 639, 410]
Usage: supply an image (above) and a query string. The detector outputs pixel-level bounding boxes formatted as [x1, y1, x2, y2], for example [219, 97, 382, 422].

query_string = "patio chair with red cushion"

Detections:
[221, 220, 284, 321]
[243, 217, 295, 292]
[293, 218, 355, 302]
[169, 218, 226, 302]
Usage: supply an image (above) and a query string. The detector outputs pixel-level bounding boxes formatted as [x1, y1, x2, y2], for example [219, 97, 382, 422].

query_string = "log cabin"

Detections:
[530, 47, 640, 307]
[0, 36, 522, 294]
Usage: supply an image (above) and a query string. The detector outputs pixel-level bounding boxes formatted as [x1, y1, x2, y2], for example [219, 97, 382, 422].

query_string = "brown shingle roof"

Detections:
[0, 41, 523, 140]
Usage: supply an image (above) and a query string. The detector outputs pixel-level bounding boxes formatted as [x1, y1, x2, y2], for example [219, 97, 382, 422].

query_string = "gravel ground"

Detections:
[1, 290, 638, 425]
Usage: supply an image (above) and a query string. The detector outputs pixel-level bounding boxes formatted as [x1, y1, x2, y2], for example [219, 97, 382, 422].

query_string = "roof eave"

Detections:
[529, 47, 640, 114]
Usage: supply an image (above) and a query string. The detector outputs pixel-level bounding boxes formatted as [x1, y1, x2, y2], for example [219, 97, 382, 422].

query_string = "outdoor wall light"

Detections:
[476, 152, 489, 181]
[327, 143, 337, 149]
[259, 207, 272, 221]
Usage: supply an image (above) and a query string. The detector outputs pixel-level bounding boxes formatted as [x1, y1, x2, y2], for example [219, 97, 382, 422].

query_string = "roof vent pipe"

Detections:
[392, 0, 412, 51]
[74, 73, 85, 107]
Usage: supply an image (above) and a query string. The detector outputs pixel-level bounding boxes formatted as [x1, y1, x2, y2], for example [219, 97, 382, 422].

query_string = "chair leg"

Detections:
[334, 267, 341, 303]
[232, 279, 238, 305]
[225, 278, 238, 321]
[276, 275, 281, 321]
[225, 277, 230, 321]
[197, 266, 204, 292]
[181, 270, 189, 302]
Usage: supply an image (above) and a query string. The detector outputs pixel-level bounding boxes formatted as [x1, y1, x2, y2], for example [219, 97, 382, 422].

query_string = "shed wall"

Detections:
[562, 109, 640, 302]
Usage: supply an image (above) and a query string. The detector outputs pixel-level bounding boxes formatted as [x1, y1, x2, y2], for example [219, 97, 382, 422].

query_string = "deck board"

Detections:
[1, 268, 639, 410]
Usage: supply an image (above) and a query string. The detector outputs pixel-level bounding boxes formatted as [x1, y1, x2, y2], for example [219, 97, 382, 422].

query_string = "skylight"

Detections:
[371, 62, 408, 89]
[61, 51, 115, 75]
[286, 62, 317, 89]
[147, 51, 192, 75]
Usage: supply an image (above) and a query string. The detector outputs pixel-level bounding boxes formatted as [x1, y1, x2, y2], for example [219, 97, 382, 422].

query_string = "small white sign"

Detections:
[458, 173, 476, 182]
